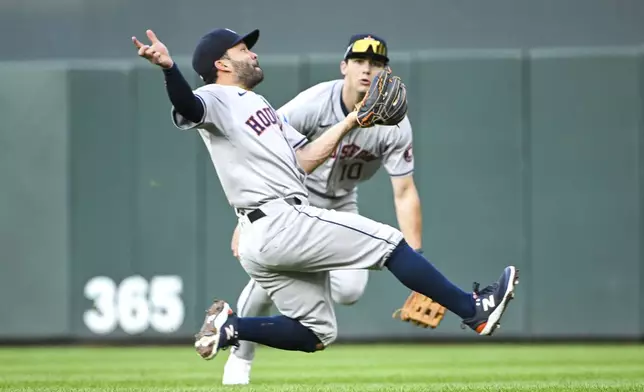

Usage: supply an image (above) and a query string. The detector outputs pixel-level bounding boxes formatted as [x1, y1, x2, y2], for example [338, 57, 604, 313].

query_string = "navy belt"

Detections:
[244, 197, 302, 223]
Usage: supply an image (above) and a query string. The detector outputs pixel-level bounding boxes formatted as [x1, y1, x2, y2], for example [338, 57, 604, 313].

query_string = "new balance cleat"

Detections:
[194, 299, 239, 360]
[461, 266, 519, 336]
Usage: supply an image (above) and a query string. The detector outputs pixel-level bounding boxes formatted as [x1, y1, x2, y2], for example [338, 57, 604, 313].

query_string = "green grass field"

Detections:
[1, 344, 642, 391]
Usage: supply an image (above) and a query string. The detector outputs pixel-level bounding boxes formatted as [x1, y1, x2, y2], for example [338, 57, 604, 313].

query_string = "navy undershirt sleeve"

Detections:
[162, 63, 205, 124]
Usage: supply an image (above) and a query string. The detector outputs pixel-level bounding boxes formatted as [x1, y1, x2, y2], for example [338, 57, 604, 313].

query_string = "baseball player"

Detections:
[132, 27, 519, 373]
[222, 34, 423, 385]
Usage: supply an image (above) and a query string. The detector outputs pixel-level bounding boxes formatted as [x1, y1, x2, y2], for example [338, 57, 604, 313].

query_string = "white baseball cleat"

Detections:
[222, 353, 252, 385]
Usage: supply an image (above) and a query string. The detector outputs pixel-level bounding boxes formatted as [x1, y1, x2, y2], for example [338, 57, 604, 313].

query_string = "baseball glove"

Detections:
[355, 67, 408, 127]
[392, 291, 446, 329]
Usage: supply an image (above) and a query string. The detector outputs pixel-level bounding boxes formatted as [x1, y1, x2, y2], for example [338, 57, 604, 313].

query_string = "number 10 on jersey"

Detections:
[339, 162, 363, 181]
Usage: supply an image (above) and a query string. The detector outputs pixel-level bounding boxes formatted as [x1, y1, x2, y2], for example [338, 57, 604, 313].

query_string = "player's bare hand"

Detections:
[231, 224, 241, 260]
[132, 30, 174, 69]
[345, 111, 358, 127]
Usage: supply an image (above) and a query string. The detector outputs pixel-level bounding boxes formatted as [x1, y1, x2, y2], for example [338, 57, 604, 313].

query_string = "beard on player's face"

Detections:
[231, 58, 264, 90]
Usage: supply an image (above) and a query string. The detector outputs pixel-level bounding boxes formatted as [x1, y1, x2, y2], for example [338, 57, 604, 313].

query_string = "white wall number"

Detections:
[83, 275, 185, 335]
[83, 276, 118, 334]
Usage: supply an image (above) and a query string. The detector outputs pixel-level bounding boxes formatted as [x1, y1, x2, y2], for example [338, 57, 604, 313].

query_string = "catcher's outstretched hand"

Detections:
[132, 30, 174, 69]
[355, 67, 408, 128]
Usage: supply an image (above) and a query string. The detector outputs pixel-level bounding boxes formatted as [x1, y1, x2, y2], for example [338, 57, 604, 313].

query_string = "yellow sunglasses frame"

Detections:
[347, 38, 387, 56]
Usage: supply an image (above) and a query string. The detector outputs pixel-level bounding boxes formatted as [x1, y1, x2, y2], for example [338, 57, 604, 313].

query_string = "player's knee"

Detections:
[331, 271, 368, 305]
[332, 284, 366, 306]
[318, 325, 338, 348]
[306, 321, 338, 350]
[329, 325, 338, 345]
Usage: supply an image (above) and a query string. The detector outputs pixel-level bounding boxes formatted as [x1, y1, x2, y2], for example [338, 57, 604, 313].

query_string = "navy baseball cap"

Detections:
[343, 34, 389, 64]
[192, 28, 260, 81]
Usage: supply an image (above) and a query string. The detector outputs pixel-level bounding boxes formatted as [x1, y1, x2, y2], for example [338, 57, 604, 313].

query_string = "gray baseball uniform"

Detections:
[281, 79, 415, 207]
[172, 83, 404, 346]
[229, 80, 414, 359]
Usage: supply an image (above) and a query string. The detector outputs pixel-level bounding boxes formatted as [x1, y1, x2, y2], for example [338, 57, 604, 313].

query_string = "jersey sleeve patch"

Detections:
[383, 118, 414, 176]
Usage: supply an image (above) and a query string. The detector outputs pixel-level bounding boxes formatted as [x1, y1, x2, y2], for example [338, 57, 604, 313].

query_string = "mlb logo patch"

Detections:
[404, 146, 413, 162]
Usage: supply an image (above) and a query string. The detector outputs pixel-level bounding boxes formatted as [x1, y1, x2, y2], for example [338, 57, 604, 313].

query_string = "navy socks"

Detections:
[237, 315, 322, 352]
[385, 240, 476, 319]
